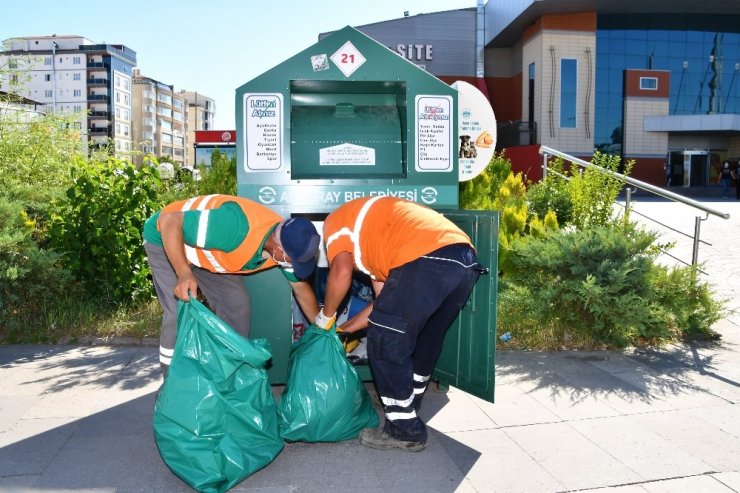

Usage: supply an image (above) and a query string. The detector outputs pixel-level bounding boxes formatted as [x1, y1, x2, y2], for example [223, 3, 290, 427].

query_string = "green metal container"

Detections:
[236, 26, 497, 403]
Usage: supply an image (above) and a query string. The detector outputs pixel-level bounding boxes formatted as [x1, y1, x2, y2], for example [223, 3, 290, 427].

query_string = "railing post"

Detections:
[691, 215, 703, 267]
[625, 188, 632, 211]
[542, 152, 548, 179]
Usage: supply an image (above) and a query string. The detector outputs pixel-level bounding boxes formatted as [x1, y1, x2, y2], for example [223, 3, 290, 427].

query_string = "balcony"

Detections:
[88, 94, 109, 102]
[89, 111, 109, 119]
[87, 62, 109, 69]
[88, 126, 110, 135]
[87, 78, 108, 86]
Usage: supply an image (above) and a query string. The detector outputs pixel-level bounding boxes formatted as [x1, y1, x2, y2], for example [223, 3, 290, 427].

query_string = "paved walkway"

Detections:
[0, 198, 738, 493]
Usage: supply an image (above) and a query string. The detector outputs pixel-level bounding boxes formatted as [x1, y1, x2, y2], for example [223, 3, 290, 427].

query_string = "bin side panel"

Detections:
[433, 210, 499, 403]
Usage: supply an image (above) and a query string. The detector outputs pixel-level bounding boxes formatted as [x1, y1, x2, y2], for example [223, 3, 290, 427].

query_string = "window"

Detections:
[73, 89, 81, 97]
[116, 123, 121, 135]
[44, 57, 52, 65]
[124, 80, 130, 91]
[74, 105, 82, 112]
[123, 109, 129, 120]
[45, 74, 51, 81]
[73, 56, 81, 65]
[116, 108, 121, 118]
[529, 62, 535, 80]
[73, 73, 81, 81]
[640, 77, 658, 90]
[9, 58, 17, 68]
[10, 74, 19, 83]
[45, 90, 52, 98]
[560, 58, 577, 128]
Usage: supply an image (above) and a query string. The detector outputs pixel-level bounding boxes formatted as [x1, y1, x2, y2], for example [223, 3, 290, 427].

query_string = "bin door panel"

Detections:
[244, 268, 293, 385]
[433, 210, 498, 403]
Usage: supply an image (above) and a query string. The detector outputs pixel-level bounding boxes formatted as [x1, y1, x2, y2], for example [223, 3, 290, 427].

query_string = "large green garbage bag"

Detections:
[277, 324, 379, 442]
[153, 299, 284, 493]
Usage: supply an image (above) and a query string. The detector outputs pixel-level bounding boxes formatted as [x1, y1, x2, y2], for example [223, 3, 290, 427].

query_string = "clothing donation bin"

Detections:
[235, 26, 498, 403]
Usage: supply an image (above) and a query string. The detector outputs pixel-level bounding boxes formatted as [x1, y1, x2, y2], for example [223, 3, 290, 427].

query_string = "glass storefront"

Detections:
[594, 14, 740, 154]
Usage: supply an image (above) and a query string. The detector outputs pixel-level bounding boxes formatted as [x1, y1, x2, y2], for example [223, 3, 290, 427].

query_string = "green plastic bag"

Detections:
[153, 299, 284, 493]
[277, 324, 379, 442]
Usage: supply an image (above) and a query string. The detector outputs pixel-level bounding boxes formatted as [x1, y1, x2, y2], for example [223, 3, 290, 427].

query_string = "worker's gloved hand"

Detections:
[314, 309, 337, 331]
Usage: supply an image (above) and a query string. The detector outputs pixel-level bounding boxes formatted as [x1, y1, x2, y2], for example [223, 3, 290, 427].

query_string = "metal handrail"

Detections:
[538, 146, 730, 268]
[539, 146, 730, 220]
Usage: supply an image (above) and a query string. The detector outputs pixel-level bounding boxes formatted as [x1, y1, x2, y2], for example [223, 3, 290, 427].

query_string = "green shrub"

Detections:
[649, 266, 724, 339]
[0, 193, 81, 342]
[460, 152, 511, 210]
[526, 158, 572, 226]
[195, 150, 237, 196]
[498, 223, 722, 348]
[48, 159, 161, 303]
[569, 152, 633, 229]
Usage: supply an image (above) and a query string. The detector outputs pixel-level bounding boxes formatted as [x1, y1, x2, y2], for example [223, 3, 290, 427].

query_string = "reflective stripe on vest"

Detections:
[179, 195, 226, 272]
[325, 195, 385, 280]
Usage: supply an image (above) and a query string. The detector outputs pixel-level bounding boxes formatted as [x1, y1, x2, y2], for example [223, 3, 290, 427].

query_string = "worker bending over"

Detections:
[143, 194, 320, 377]
[315, 196, 485, 451]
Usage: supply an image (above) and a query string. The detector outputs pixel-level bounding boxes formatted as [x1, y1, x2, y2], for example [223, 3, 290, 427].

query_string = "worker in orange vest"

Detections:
[316, 196, 486, 451]
[143, 194, 320, 377]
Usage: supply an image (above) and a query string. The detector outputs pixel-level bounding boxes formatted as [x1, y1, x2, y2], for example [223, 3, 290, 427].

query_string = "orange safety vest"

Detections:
[323, 196, 472, 282]
[159, 194, 282, 274]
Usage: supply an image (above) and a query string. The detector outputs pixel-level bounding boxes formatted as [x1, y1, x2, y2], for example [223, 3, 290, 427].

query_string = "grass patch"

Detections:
[1, 296, 161, 344]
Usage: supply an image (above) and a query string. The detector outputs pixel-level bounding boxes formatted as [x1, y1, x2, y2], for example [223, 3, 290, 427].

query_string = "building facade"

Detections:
[0, 35, 136, 156]
[347, 1, 740, 188]
[131, 69, 186, 166]
[181, 91, 216, 167]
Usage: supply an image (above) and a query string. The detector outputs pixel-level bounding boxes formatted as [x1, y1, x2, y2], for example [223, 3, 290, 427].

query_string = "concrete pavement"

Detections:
[0, 197, 738, 493]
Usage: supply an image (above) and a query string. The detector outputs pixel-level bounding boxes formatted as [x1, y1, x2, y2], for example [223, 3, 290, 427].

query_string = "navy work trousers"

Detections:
[367, 243, 483, 442]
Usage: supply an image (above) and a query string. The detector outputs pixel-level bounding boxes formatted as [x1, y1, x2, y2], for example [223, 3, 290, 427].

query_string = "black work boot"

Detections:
[359, 420, 428, 452]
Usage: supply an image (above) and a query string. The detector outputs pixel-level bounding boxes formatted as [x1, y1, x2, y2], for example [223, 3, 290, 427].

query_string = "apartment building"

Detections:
[0, 35, 136, 155]
[131, 69, 186, 166]
[180, 91, 215, 166]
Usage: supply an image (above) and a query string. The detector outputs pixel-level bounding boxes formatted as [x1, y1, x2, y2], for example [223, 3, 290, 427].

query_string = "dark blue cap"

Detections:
[280, 217, 320, 279]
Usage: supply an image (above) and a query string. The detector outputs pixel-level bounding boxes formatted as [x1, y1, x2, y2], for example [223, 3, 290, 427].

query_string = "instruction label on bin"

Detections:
[319, 143, 376, 166]
[243, 93, 283, 171]
[415, 95, 453, 172]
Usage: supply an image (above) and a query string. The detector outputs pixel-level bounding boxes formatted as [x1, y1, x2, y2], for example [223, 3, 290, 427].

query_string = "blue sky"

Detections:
[1, 0, 476, 129]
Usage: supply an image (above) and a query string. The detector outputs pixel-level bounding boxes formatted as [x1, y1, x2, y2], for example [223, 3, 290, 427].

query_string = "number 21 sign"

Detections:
[330, 41, 367, 77]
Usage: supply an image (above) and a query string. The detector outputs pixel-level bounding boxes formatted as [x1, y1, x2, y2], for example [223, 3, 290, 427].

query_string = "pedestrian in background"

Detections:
[143, 194, 320, 377]
[315, 196, 486, 452]
[719, 161, 732, 199]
